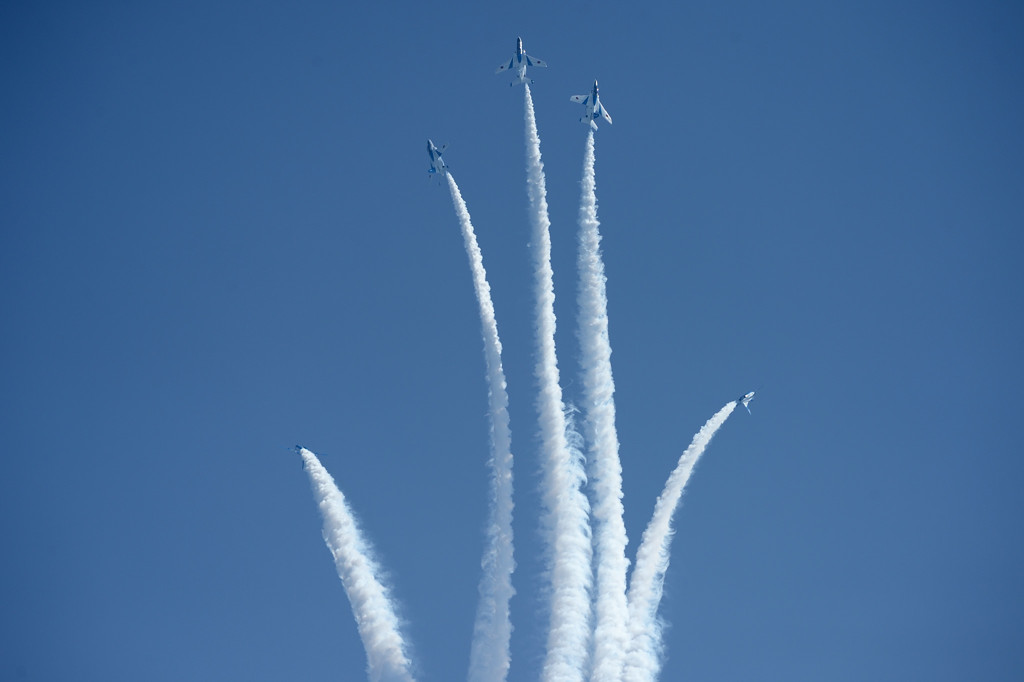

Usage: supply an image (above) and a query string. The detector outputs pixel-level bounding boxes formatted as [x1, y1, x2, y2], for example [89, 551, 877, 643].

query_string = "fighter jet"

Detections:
[570, 80, 612, 130]
[496, 37, 547, 86]
[739, 392, 755, 414]
[426, 139, 449, 178]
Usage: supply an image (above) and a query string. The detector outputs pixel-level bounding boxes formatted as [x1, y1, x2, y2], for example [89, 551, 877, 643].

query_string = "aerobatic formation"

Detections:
[298, 37, 754, 682]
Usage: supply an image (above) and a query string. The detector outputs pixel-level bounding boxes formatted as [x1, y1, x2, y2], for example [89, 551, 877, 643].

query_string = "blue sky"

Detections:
[2, 1, 1023, 680]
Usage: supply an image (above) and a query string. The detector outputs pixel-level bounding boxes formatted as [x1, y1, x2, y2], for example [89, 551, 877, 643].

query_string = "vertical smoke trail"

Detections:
[446, 174, 516, 682]
[299, 447, 416, 682]
[622, 402, 738, 682]
[576, 129, 630, 682]
[523, 83, 594, 682]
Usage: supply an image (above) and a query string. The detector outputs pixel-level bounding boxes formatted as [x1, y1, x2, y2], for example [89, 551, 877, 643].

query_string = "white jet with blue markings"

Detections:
[571, 80, 613, 130]
[496, 37, 547, 86]
[426, 139, 449, 178]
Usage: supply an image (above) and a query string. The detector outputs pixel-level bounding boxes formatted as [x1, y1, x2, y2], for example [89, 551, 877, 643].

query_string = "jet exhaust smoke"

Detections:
[299, 447, 416, 682]
[622, 401, 738, 682]
[304, 67, 752, 681]
[446, 174, 517, 682]
[575, 129, 631, 682]
[524, 83, 594, 682]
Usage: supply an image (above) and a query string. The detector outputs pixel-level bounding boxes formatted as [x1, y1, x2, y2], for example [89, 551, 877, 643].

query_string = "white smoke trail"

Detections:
[523, 83, 594, 682]
[622, 401, 737, 682]
[575, 129, 631, 682]
[446, 173, 516, 682]
[299, 447, 416, 682]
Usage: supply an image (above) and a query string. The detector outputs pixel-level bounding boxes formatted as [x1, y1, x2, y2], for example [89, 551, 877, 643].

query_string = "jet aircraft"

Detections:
[739, 392, 755, 414]
[570, 80, 613, 130]
[496, 37, 547, 86]
[426, 139, 449, 178]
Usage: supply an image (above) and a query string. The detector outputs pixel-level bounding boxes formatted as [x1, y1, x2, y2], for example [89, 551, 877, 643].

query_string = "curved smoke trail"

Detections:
[299, 447, 415, 682]
[523, 83, 594, 682]
[575, 129, 630, 682]
[446, 174, 517, 682]
[622, 401, 737, 682]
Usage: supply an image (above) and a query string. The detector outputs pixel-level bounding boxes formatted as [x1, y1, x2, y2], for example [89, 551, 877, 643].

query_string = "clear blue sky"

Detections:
[2, 1, 1022, 680]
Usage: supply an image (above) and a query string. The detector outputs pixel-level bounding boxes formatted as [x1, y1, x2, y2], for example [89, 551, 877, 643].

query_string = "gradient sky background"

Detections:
[2, 1, 1023, 680]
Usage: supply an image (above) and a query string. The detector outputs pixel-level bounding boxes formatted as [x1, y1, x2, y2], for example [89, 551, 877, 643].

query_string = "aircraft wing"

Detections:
[570, 94, 590, 104]
[599, 104, 612, 124]
[525, 55, 547, 67]
[496, 58, 514, 74]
